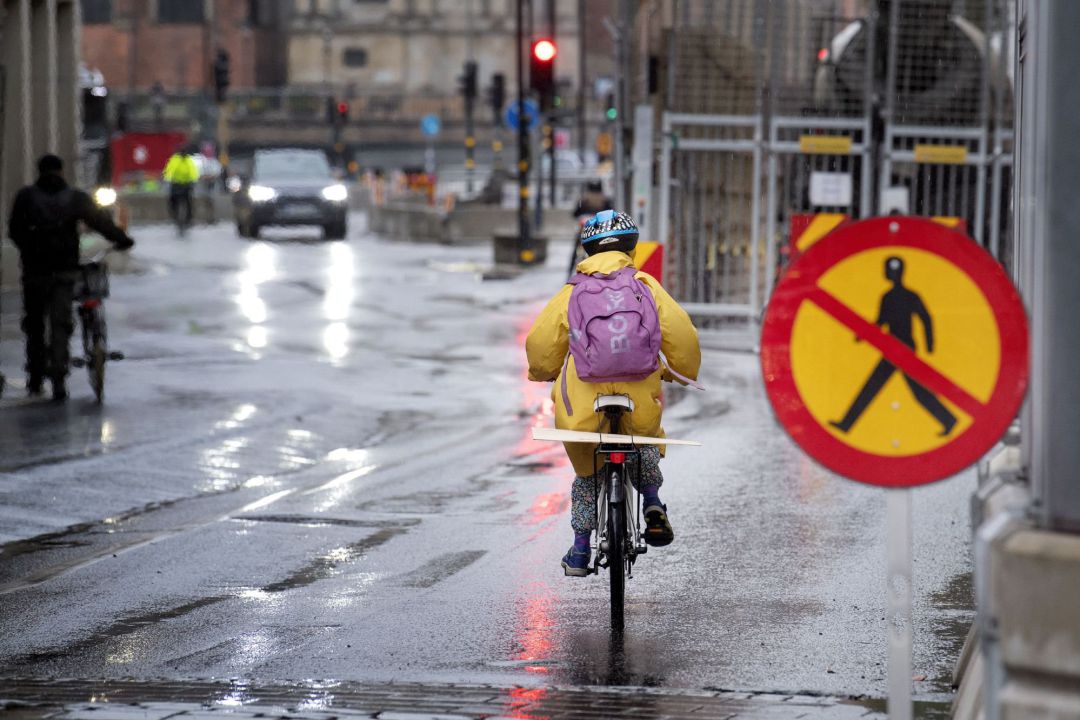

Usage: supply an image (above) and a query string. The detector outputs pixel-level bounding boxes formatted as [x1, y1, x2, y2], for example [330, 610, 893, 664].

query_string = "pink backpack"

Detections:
[561, 268, 661, 415]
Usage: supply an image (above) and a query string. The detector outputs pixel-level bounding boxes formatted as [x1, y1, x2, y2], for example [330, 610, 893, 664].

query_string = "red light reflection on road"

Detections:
[526, 492, 570, 524]
[502, 686, 550, 720]
[514, 317, 567, 470]
[513, 592, 556, 674]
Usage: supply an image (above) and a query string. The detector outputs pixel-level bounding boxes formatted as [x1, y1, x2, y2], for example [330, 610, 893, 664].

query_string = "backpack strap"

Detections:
[661, 354, 705, 390]
[560, 353, 574, 417]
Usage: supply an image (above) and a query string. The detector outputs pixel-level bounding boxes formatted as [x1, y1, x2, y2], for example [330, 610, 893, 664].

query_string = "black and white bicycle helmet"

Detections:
[579, 209, 639, 256]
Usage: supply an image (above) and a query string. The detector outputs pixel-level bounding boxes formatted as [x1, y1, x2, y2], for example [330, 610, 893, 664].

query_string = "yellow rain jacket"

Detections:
[163, 154, 199, 185]
[526, 250, 702, 477]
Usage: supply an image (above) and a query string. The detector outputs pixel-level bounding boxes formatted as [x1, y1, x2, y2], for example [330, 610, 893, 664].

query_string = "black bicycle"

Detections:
[70, 251, 124, 402]
[589, 394, 650, 631]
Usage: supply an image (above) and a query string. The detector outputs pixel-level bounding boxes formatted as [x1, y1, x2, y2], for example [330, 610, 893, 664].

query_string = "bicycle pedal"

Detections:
[70, 358, 86, 368]
[108, 351, 125, 361]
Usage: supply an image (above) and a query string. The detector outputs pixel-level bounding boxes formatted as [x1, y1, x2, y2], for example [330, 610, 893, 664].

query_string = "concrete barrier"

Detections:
[120, 192, 234, 225]
[493, 233, 548, 266]
[368, 201, 577, 245]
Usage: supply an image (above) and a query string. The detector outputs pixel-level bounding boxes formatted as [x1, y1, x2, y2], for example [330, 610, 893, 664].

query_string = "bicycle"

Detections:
[168, 184, 194, 237]
[532, 395, 700, 631]
[69, 250, 124, 402]
[590, 394, 648, 631]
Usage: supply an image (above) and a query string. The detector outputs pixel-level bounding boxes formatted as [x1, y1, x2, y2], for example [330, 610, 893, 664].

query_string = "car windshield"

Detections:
[254, 152, 331, 180]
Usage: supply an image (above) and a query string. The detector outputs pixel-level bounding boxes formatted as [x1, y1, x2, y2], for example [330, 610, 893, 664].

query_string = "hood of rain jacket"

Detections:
[525, 250, 702, 477]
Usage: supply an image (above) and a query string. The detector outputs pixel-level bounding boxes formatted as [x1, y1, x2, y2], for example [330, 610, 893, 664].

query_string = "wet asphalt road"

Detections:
[0, 216, 972, 706]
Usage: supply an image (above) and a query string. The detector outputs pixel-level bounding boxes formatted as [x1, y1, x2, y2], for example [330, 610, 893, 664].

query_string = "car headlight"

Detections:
[248, 185, 277, 202]
[321, 184, 348, 203]
[93, 187, 117, 207]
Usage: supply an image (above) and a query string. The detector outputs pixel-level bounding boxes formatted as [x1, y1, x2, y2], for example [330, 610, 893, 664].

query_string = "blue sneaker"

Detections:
[643, 502, 674, 547]
[561, 546, 591, 577]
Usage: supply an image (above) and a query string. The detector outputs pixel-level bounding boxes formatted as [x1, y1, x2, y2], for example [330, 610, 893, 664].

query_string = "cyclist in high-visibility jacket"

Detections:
[526, 210, 701, 576]
[162, 147, 199, 230]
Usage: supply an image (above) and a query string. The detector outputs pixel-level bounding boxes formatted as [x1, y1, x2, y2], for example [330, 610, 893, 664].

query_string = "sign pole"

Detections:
[886, 488, 913, 720]
[515, 0, 531, 255]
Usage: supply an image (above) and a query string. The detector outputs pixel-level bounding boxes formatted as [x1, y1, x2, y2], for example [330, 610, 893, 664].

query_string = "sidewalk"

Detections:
[0, 678, 891, 720]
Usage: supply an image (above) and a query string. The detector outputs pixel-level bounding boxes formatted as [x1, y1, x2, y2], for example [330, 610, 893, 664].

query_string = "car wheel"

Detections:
[324, 222, 347, 241]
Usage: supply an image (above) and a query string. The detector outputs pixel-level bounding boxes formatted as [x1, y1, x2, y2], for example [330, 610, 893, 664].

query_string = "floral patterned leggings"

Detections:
[570, 445, 664, 534]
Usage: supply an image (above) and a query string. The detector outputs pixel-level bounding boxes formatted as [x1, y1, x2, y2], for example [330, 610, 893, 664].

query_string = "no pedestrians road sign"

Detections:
[761, 217, 1028, 487]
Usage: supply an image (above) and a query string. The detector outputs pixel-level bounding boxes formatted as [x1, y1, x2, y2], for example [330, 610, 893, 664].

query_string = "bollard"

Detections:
[493, 232, 547, 267]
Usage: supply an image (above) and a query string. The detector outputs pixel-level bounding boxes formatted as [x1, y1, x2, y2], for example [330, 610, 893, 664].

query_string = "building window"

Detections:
[81, 0, 112, 24]
[158, 0, 205, 24]
[343, 48, 368, 67]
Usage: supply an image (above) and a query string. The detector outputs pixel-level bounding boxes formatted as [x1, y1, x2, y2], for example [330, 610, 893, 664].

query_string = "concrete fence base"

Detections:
[120, 193, 235, 226]
[368, 200, 577, 246]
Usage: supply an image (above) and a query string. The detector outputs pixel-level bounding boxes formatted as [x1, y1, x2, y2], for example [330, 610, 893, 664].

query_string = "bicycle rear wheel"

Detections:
[86, 315, 107, 403]
[607, 471, 626, 631]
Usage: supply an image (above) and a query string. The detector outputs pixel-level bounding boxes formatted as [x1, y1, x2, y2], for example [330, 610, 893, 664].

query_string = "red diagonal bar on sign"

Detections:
[806, 286, 986, 418]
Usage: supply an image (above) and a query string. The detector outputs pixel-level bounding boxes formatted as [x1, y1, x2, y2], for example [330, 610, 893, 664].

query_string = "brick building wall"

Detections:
[81, 0, 287, 92]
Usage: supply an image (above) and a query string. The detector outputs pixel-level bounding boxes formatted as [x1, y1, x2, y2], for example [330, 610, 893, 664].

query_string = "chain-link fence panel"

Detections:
[661, 115, 763, 320]
[656, 0, 1014, 340]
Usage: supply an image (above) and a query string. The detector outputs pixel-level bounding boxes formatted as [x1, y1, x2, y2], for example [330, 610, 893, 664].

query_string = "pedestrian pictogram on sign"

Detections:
[761, 217, 1028, 487]
[829, 255, 957, 438]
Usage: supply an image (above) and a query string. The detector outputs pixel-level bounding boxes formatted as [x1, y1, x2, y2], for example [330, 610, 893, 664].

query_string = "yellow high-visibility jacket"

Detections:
[163, 154, 199, 185]
[525, 250, 702, 477]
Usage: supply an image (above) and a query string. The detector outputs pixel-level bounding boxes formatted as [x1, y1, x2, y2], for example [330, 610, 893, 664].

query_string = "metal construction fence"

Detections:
[655, 0, 1015, 339]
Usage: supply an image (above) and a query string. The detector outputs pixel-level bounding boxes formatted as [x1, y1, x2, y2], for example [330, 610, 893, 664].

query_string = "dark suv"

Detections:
[234, 149, 348, 240]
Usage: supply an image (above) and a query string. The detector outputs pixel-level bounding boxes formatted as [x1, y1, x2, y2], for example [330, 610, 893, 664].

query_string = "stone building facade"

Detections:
[286, 0, 614, 96]
[1, 0, 82, 287]
[80, 0, 289, 92]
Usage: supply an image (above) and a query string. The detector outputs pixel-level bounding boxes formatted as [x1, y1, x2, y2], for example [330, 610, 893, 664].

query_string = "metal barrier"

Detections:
[659, 114, 763, 324]
[655, 0, 1015, 346]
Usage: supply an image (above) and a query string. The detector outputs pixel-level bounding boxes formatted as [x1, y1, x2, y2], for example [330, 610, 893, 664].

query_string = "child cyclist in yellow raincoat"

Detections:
[526, 210, 701, 576]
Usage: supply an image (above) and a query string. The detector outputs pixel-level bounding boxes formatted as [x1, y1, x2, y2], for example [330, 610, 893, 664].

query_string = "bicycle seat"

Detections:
[594, 395, 634, 413]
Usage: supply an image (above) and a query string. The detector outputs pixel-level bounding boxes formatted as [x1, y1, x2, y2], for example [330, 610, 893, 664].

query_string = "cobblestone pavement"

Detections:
[0, 679, 892, 720]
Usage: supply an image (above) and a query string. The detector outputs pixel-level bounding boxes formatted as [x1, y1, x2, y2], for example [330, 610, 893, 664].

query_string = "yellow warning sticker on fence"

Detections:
[799, 135, 853, 155]
[914, 144, 968, 165]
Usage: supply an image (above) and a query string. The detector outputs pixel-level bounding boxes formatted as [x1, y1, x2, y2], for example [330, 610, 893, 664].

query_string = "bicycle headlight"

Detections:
[321, 184, 348, 203]
[93, 187, 117, 207]
[248, 185, 277, 202]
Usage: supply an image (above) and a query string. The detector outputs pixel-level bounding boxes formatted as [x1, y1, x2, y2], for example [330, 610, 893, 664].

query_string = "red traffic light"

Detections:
[532, 39, 557, 63]
[336, 101, 349, 115]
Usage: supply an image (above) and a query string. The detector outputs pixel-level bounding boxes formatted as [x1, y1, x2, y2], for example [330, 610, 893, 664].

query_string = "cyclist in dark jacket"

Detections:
[7, 154, 134, 400]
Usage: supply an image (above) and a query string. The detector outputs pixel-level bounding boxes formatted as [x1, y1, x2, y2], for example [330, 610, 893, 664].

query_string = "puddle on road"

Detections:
[1, 523, 412, 672]
[399, 550, 487, 588]
[235, 514, 421, 530]
[925, 571, 974, 695]
[1, 594, 231, 670]
[260, 527, 406, 593]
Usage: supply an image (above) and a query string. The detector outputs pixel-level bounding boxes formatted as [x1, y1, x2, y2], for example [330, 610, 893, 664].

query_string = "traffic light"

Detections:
[604, 92, 617, 121]
[213, 48, 230, 104]
[490, 73, 506, 124]
[530, 38, 556, 109]
[459, 61, 478, 100]
[336, 100, 349, 123]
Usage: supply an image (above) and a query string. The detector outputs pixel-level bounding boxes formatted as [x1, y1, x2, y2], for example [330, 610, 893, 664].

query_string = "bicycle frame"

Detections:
[71, 248, 121, 402]
[591, 404, 646, 577]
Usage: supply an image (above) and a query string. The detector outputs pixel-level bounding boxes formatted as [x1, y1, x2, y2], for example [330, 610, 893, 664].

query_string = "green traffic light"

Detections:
[554, 96, 562, 107]
[606, 107, 617, 120]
